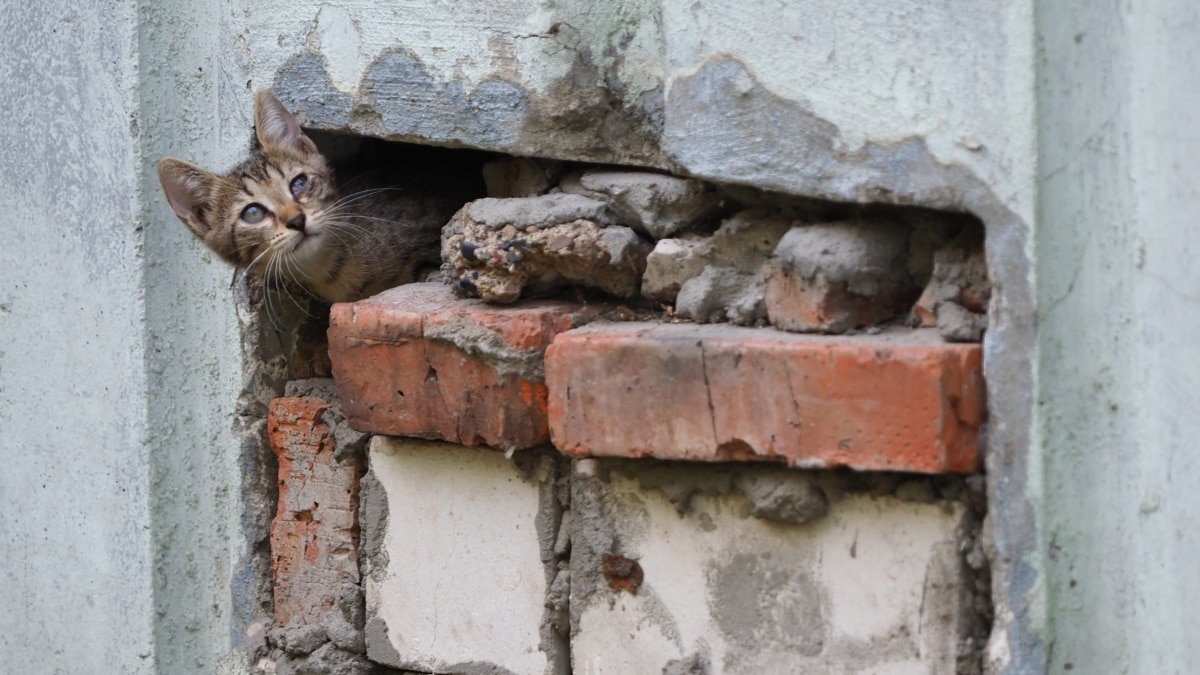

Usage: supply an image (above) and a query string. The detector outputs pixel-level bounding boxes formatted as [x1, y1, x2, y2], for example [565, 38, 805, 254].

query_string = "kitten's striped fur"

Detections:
[158, 90, 453, 304]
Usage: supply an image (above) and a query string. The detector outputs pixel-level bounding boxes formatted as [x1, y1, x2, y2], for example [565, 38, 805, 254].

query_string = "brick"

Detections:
[546, 323, 984, 473]
[569, 461, 976, 673]
[328, 282, 614, 450]
[764, 261, 917, 334]
[267, 397, 361, 630]
[764, 220, 918, 334]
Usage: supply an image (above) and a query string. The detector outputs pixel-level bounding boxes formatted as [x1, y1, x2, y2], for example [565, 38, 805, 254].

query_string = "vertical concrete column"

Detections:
[0, 1, 155, 672]
[1037, 1, 1200, 672]
[0, 0, 247, 672]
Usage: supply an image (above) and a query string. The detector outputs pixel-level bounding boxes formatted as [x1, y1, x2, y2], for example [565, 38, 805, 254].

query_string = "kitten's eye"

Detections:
[241, 203, 268, 224]
[290, 174, 309, 198]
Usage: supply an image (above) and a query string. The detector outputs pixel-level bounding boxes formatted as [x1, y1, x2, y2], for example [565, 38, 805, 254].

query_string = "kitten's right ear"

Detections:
[158, 158, 219, 238]
[254, 90, 318, 156]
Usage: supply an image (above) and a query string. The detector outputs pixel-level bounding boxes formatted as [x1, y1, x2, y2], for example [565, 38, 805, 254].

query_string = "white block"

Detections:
[364, 437, 552, 675]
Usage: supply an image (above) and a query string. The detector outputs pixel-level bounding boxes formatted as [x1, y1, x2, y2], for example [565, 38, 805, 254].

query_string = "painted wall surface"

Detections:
[1, 1, 247, 672]
[1038, 1, 1200, 672]
[0, 2, 154, 672]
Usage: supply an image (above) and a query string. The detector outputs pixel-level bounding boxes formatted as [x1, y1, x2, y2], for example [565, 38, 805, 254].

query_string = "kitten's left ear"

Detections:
[254, 90, 317, 156]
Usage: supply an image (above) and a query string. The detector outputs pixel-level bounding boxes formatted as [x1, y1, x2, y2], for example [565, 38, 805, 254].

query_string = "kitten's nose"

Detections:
[286, 213, 306, 232]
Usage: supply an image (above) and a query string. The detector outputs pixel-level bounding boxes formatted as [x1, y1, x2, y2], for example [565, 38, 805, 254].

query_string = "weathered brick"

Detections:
[764, 220, 918, 334]
[763, 261, 917, 334]
[267, 397, 361, 630]
[328, 282, 614, 451]
[546, 323, 984, 473]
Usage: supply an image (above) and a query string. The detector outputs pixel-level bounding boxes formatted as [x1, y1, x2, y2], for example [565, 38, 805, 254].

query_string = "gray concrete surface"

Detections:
[1037, 1, 1200, 672]
[1, 1, 247, 672]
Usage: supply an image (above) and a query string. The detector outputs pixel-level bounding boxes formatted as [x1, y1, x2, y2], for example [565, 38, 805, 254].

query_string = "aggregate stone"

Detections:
[642, 236, 709, 301]
[443, 194, 652, 303]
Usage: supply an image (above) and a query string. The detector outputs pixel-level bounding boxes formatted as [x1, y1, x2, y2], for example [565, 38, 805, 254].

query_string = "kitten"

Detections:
[158, 90, 462, 304]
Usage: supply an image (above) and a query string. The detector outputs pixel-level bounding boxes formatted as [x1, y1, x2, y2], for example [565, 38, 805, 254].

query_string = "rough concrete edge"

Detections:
[661, 56, 1040, 674]
[231, 275, 294, 663]
[511, 448, 573, 675]
[274, 33, 666, 167]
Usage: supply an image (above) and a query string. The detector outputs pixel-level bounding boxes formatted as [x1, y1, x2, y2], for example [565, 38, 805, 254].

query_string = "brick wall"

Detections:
[254, 160, 991, 674]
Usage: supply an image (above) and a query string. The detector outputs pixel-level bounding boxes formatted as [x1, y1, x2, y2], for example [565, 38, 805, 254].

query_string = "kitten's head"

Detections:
[158, 90, 341, 280]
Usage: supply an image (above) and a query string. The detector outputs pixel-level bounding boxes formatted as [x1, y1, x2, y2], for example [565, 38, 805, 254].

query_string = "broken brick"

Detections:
[268, 397, 361, 629]
[545, 322, 984, 473]
[327, 282, 615, 450]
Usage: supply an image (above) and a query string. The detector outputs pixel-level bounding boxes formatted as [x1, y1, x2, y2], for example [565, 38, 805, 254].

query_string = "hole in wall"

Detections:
[271, 128, 988, 358]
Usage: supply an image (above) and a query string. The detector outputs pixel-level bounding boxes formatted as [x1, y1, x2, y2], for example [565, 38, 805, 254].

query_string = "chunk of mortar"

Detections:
[560, 169, 720, 239]
[467, 193, 616, 230]
[772, 219, 911, 293]
[672, 209, 798, 324]
[734, 470, 829, 525]
[765, 219, 918, 333]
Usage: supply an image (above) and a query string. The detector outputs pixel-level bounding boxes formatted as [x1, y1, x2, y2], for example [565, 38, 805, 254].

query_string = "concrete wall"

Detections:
[0, 2, 153, 671]
[1037, 1, 1200, 671]
[0, 1, 246, 672]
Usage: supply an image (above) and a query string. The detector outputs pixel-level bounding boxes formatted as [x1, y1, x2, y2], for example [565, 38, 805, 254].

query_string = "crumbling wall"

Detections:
[249, 145, 993, 674]
[204, 2, 1035, 672]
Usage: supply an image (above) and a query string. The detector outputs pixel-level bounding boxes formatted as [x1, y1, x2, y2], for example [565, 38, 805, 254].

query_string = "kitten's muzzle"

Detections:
[286, 213, 306, 232]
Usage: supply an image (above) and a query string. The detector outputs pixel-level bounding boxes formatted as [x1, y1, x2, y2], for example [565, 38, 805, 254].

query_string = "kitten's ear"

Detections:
[254, 90, 317, 156]
[158, 158, 219, 238]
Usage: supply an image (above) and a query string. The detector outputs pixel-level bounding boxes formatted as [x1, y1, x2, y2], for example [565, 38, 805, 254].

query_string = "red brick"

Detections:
[546, 323, 984, 473]
[328, 282, 614, 450]
[764, 261, 918, 334]
[268, 397, 361, 628]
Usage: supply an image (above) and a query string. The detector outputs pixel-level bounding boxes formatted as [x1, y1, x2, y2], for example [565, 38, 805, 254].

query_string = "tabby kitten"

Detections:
[158, 90, 453, 304]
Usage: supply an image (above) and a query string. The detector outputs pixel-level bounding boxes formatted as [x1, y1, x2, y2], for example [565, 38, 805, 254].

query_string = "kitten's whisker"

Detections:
[267, 245, 318, 318]
[281, 254, 324, 307]
[324, 187, 406, 211]
[238, 246, 275, 289]
[321, 219, 402, 252]
[262, 254, 282, 332]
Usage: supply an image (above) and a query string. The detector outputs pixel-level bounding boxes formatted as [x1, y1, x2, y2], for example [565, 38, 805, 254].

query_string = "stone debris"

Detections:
[559, 168, 720, 239]
[671, 209, 797, 324]
[937, 301, 989, 342]
[764, 219, 918, 334]
[443, 193, 651, 303]
[912, 229, 990, 342]
[642, 236, 710, 301]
